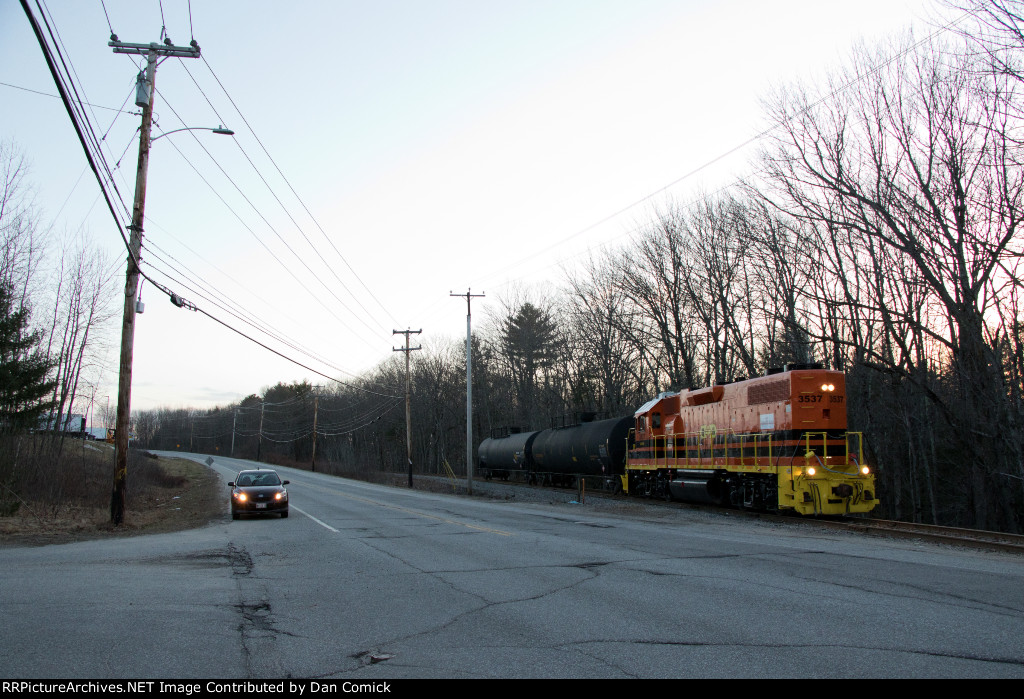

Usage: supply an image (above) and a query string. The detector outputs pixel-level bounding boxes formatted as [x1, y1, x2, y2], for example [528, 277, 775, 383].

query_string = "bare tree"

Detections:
[42, 231, 117, 453]
[616, 208, 700, 391]
[564, 251, 645, 415]
[942, 1, 1024, 93]
[758, 32, 1024, 529]
[0, 141, 44, 311]
[738, 201, 817, 368]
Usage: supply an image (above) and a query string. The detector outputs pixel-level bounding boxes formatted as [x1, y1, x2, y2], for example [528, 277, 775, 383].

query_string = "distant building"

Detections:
[37, 413, 87, 434]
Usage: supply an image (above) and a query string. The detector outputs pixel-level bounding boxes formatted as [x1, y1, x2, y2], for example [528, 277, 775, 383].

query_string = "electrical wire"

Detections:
[37, 1, 129, 219]
[201, 55, 401, 328]
[140, 266, 401, 397]
[19, 0, 133, 258]
[177, 60, 391, 338]
[143, 248, 354, 376]
[0, 80, 140, 116]
[140, 219, 404, 393]
[146, 103, 389, 354]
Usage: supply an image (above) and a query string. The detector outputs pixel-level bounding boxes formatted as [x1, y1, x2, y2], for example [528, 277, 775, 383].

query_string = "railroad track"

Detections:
[824, 517, 1024, 555]
[471, 475, 1024, 554]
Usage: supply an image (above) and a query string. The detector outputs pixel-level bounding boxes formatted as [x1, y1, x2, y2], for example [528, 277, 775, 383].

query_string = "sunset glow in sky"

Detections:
[0, 0, 938, 413]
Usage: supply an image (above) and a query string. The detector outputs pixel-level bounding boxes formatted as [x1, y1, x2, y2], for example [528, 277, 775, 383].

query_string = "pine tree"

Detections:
[0, 282, 54, 432]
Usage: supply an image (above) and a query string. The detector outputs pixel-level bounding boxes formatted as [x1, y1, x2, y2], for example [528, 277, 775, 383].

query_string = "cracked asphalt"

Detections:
[2, 454, 1023, 679]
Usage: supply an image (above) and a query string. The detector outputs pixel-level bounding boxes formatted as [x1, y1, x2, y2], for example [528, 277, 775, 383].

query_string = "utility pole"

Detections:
[393, 329, 422, 488]
[451, 290, 484, 495]
[310, 385, 322, 472]
[230, 409, 237, 456]
[108, 36, 201, 524]
[256, 400, 265, 463]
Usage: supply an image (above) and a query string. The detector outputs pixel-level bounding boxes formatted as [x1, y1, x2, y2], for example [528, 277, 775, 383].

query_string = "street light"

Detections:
[151, 125, 235, 141]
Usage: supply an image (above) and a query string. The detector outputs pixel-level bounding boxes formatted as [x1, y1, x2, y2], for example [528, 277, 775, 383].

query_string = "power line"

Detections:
[148, 274, 403, 397]
[140, 214, 405, 394]
[19, 0, 132, 258]
[178, 60, 391, 337]
[0, 80, 141, 116]
[147, 96, 390, 353]
[201, 55, 402, 328]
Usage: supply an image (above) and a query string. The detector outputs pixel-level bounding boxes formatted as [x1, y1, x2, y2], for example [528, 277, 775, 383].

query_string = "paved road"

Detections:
[3, 454, 1023, 678]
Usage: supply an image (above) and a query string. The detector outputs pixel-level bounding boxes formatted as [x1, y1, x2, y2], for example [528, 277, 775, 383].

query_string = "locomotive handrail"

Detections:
[801, 430, 862, 474]
[632, 429, 857, 475]
[636, 430, 780, 470]
[807, 450, 854, 476]
[847, 431, 864, 467]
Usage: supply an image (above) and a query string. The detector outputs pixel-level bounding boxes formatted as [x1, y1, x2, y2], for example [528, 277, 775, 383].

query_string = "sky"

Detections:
[0, 0, 942, 417]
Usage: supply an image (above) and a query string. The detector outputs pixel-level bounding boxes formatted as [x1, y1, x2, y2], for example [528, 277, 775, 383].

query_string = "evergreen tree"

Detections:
[0, 283, 54, 432]
[501, 302, 560, 426]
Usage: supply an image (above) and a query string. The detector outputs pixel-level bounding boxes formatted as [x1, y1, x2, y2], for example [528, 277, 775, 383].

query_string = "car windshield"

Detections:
[236, 472, 281, 487]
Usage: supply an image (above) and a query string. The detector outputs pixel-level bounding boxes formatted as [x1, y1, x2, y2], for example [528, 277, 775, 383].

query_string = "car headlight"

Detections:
[234, 491, 247, 502]
[275, 491, 287, 501]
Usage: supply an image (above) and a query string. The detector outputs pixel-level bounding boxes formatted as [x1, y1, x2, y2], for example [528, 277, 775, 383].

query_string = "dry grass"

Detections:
[0, 436, 225, 547]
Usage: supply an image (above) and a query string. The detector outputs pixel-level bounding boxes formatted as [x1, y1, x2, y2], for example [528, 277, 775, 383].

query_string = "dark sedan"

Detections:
[228, 469, 289, 519]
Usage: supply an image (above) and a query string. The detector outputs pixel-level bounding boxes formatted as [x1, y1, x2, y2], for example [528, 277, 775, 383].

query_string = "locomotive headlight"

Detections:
[821, 384, 835, 392]
[806, 467, 816, 477]
[861, 466, 870, 476]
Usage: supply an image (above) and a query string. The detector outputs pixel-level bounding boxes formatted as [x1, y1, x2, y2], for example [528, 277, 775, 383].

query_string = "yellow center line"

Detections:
[299, 480, 514, 536]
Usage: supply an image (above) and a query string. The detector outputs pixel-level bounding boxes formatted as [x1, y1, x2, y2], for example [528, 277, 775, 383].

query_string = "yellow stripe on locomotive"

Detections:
[623, 365, 878, 515]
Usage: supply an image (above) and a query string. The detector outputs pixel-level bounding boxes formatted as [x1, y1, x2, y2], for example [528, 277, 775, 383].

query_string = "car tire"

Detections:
[232, 511, 239, 520]
[281, 510, 288, 518]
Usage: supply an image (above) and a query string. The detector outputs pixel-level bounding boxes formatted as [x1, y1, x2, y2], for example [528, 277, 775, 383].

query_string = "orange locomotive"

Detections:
[624, 364, 877, 515]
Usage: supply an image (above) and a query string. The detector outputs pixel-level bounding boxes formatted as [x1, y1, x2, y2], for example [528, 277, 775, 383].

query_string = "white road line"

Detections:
[290, 506, 339, 533]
